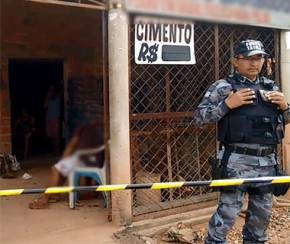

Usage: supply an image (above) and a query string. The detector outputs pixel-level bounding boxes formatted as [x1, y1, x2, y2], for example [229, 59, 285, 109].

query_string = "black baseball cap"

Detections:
[234, 40, 268, 57]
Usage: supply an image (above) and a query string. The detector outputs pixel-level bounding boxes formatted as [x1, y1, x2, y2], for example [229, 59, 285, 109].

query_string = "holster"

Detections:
[208, 157, 223, 180]
[208, 157, 223, 192]
[273, 165, 290, 196]
[208, 147, 232, 192]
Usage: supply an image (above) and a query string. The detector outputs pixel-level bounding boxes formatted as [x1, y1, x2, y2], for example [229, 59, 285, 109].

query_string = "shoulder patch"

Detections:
[204, 91, 211, 98]
[216, 80, 231, 90]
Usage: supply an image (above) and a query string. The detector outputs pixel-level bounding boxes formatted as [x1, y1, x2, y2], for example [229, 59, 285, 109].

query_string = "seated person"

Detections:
[28, 121, 104, 209]
[13, 108, 35, 160]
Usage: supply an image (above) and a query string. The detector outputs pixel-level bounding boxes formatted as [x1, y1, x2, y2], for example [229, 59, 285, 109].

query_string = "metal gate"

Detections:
[129, 22, 279, 220]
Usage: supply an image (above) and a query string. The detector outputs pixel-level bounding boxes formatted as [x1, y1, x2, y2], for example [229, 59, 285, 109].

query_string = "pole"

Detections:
[280, 31, 290, 174]
[108, 0, 132, 226]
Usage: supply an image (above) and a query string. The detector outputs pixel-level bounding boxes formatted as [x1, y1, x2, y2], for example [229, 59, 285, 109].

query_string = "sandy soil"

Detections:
[141, 196, 290, 244]
[114, 205, 290, 244]
[1, 156, 289, 244]
[0, 155, 120, 244]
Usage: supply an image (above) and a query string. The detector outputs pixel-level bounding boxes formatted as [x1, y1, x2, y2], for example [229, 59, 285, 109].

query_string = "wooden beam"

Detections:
[26, 0, 107, 10]
[88, 0, 105, 6]
[130, 111, 194, 120]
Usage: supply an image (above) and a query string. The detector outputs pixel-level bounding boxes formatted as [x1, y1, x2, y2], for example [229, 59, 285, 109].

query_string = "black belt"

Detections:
[225, 145, 275, 157]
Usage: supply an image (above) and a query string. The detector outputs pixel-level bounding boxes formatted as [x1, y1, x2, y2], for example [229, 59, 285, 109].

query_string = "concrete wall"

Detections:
[0, 0, 104, 154]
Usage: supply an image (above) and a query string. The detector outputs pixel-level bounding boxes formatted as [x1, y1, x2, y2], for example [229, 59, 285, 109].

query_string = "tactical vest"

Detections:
[218, 76, 284, 145]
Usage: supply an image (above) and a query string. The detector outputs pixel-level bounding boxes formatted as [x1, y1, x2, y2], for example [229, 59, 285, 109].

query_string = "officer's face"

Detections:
[234, 54, 265, 81]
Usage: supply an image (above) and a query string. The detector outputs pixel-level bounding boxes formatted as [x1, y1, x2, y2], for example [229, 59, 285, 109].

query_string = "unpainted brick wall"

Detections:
[0, 0, 105, 154]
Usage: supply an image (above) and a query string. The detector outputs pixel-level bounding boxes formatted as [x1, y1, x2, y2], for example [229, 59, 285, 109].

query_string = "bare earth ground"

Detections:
[184, 206, 290, 244]
[1, 156, 290, 244]
[0, 155, 120, 244]
[114, 203, 290, 244]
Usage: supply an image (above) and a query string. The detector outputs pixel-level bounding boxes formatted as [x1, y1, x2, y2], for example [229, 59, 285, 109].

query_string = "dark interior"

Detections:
[9, 59, 64, 159]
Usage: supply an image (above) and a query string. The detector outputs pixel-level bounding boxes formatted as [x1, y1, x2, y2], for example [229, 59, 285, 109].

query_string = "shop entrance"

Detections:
[9, 59, 64, 159]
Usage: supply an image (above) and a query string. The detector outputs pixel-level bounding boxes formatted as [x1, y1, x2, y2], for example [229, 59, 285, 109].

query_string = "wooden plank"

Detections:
[130, 111, 194, 120]
[133, 193, 217, 217]
[26, 0, 107, 10]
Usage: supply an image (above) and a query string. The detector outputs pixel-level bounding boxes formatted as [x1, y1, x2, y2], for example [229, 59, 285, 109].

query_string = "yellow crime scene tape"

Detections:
[1, 176, 290, 196]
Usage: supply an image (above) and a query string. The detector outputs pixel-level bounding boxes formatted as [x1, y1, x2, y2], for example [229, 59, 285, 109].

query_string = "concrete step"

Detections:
[126, 206, 216, 237]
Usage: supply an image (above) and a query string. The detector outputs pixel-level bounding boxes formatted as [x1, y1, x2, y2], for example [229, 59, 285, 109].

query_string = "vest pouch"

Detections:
[217, 116, 228, 142]
[275, 115, 285, 143]
[228, 115, 246, 141]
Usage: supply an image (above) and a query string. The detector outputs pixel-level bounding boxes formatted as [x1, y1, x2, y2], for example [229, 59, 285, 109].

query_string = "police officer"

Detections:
[195, 39, 290, 244]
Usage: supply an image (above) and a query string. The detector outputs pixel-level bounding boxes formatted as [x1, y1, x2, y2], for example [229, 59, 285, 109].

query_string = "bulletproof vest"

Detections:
[218, 75, 284, 145]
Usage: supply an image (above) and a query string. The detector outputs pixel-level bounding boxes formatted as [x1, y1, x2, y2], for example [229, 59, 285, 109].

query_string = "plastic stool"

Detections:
[69, 165, 107, 209]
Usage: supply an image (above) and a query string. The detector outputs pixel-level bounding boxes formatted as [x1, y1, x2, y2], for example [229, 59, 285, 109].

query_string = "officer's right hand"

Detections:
[224, 88, 256, 109]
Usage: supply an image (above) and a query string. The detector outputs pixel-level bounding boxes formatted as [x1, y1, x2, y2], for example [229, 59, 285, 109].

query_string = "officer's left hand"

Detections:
[267, 91, 288, 110]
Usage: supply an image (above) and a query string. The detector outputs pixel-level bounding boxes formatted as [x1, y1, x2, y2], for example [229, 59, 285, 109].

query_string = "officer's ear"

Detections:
[231, 57, 238, 69]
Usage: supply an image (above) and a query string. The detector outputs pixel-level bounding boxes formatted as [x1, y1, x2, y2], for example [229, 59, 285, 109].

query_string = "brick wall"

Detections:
[0, 0, 105, 154]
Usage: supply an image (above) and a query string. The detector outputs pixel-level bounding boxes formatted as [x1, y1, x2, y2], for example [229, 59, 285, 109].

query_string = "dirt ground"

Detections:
[184, 206, 290, 244]
[0, 155, 120, 244]
[1, 155, 290, 244]
[114, 203, 290, 244]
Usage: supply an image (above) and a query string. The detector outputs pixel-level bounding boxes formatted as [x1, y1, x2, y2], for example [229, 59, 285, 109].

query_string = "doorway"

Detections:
[9, 59, 64, 159]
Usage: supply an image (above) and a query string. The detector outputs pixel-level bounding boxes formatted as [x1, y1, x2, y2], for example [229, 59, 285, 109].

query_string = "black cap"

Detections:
[234, 40, 268, 57]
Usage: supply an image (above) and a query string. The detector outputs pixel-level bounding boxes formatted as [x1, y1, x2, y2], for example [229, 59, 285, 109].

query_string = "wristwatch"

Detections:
[280, 103, 290, 113]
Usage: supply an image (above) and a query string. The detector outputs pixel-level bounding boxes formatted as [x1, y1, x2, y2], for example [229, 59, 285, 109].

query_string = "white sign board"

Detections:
[286, 31, 290, 50]
[135, 24, 196, 65]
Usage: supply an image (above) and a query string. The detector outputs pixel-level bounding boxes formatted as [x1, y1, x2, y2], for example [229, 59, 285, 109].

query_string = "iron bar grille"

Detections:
[129, 22, 279, 219]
